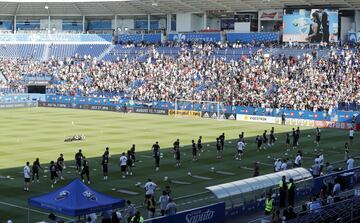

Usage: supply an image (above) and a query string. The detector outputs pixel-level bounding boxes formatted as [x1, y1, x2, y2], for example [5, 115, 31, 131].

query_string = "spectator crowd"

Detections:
[0, 42, 359, 112]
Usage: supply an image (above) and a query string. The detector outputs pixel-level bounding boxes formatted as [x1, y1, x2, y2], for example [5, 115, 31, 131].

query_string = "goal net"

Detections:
[173, 99, 225, 119]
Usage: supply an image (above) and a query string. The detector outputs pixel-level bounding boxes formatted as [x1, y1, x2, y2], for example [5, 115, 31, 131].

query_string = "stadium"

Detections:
[0, 0, 360, 222]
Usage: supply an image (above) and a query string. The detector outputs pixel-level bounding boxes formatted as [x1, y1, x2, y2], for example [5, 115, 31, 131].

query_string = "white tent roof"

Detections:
[0, 0, 358, 16]
[206, 167, 313, 199]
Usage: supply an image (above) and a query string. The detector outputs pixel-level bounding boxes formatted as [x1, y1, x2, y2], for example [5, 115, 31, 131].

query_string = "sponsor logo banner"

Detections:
[145, 202, 225, 223]
[236, 114, 276, 124]
[169, 109, 201, 117]
[131, 107, 168, 115]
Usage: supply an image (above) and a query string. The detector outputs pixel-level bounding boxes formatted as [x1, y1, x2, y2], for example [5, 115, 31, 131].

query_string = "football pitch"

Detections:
[0, 107, 353, 222]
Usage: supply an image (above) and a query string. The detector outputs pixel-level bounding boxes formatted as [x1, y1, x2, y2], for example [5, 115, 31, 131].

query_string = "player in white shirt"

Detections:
[119, 152, 128, 178]
[144, 179, 157, 201]
[235, 141, 245, 160]
[280, 159, 287, 171]
[274, 159, 282, 172]
[349, 128, 354, 145]
[23, 162, 31, 191]
[347, 156, 355, 170]
[294, 153, 302, 167]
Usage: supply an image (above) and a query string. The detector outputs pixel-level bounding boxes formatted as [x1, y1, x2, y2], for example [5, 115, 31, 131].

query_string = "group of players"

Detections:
[23, 126, 355, 192]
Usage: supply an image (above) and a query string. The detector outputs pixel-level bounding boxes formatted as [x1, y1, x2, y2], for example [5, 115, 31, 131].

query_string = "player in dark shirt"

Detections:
[256, 135, 263, 152]
[315, 127, 321, 147]
[101, 154, 109, 180]
[130, 144, 136, 166]
[56, 154, 65, 180]
[173, 139, 180, 152]
[286, 133, 290, 149]
[239, 132, 245, 143]
[80, 157, 90, 184]
[126, 150, 133, 176]
[197, 136, 203, 153]
[269, 127, 276, 146]
[216, 138, 222, 159]
[173, 139, 181, 167]
[75, 149, 83, 173]
[292, 128, 297, 149]
[104, 147, 110, 157]
[262, 130, 268, 149]
[192, 140, 197, 161]
[296, 127, 301, 146]
[152, 141, 161, 171]
[49, 161, 58, 188]
[32, 158, 42, 183]
[219, 133, 225, 151]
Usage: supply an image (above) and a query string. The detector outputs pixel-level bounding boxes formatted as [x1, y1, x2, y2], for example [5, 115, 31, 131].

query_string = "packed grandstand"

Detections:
[0, 41, 359, 112]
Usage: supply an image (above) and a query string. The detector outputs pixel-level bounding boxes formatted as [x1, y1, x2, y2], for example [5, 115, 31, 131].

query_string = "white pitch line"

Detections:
[0, 201, 72, 220]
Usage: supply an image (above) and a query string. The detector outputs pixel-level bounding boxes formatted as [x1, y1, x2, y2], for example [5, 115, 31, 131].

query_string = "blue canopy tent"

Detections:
[28, 179, 125, 222]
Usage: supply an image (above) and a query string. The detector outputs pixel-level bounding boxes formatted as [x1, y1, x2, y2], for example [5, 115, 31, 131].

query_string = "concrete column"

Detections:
[166, 14, 171, 33]
[147, 14, 151, 31]
[203, 11, 207, 30]
[355, 10, 360, 34]
[114, 15, 118, 35]
[14, 16, 16, 33]
[48, 16, 51, 33]
[82, 16, 86, 33]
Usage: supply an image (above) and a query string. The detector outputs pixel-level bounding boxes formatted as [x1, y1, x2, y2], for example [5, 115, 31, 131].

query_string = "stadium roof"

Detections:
[0, 0, 358, 16]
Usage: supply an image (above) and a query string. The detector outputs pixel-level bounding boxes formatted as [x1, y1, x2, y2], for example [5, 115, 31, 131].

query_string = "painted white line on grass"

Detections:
[0, 201, 72, 220]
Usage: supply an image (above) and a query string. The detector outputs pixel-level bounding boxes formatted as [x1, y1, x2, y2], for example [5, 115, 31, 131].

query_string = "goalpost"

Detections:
[174, 99, 225, 120]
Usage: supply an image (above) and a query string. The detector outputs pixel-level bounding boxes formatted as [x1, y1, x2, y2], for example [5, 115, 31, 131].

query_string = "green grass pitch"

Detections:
[0, 107, 354, 222]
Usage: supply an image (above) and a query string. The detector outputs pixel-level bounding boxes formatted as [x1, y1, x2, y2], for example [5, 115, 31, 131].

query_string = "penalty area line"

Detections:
[0, 201, 72, 220]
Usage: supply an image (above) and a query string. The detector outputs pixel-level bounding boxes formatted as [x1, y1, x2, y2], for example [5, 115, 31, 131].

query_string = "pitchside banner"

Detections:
[168, 109, 201, 117]
[236, 114, 276, 124]
[145, 202, 225, 223]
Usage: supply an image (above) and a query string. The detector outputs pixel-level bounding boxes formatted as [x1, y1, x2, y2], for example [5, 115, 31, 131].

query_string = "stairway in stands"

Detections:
[42, 43, 50, 61]
[97, 44, 115, 61]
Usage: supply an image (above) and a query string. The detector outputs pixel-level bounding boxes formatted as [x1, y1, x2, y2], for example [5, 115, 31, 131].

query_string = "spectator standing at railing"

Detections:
[332, 178, 341, 202]
[264, 192, 274, 215]
[288, 178, 295, 207]
[279, 176, 287, 208]
[346, 156, 355, 170]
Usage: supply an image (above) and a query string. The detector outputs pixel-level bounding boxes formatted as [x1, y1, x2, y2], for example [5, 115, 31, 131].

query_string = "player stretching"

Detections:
[152, 141, 161, 171]
[314, 127, 321, 147]
[192, 140, 198, 161]
[235, 140, 245, 160]
[80, 157, 90, 184]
